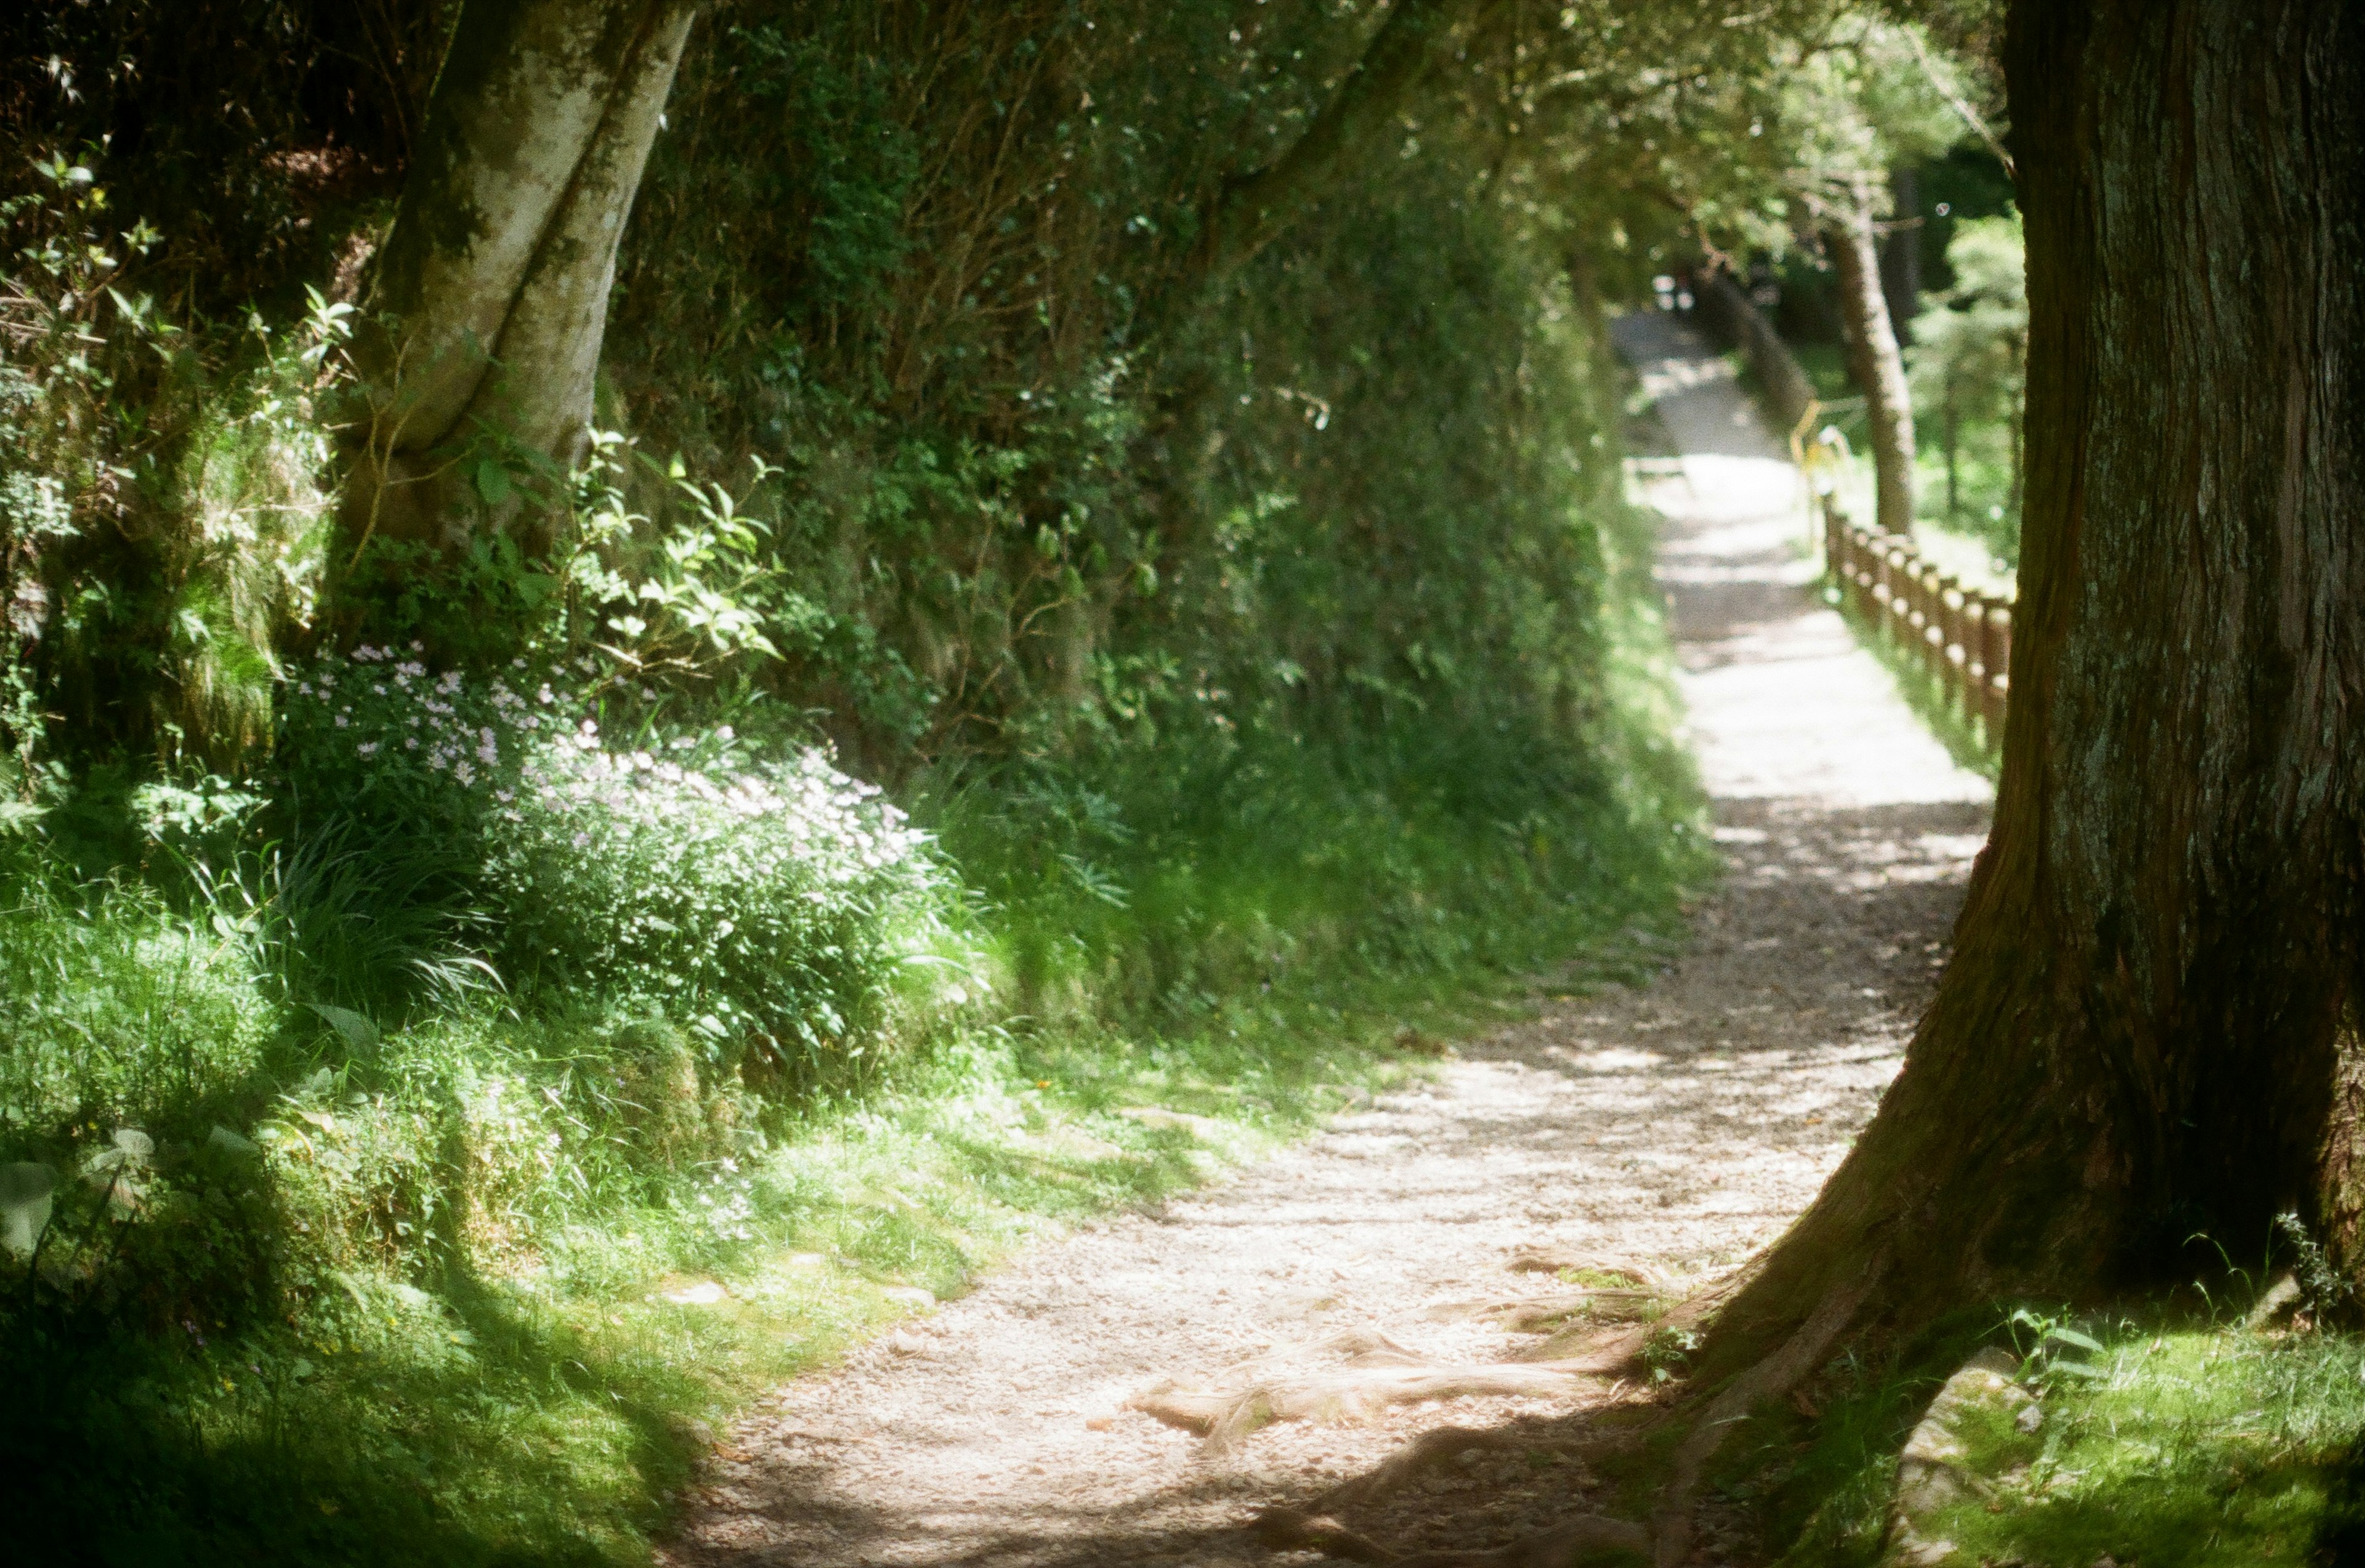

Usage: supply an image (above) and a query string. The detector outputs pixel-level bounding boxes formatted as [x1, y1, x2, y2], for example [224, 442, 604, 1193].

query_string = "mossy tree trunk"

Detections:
[1827, 174, 1918, 535]
[343, 0, 697, 558]
[1708, 0, 2365, 1365]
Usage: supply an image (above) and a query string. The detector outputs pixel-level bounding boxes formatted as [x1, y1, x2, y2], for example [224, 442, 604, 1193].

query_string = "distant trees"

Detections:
[1908, 215, 2026, 548]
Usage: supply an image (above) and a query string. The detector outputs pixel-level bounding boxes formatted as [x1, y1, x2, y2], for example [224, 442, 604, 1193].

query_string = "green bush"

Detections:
[275, 645, 964, 1091]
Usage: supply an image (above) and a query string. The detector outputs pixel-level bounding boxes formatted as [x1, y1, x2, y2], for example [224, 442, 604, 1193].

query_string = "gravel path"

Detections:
[662, 311, 1992, 1567]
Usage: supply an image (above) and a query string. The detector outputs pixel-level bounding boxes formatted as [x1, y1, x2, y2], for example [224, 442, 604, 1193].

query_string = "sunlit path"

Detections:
[659, 315, 1993, 1568]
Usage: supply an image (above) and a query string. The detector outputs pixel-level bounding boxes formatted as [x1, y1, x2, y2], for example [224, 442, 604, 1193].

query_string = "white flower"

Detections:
[356, 741, 379, 757]
[333, 714, 349, 728]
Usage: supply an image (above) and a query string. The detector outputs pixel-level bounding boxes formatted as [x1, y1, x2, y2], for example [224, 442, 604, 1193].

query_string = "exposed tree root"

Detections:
[1128, 1326, 1608, 1454]
[1645, 1256, 1885, 1566]
[1505, 1250, 1659, 1288]
[1253, 1503, 1652, 1566]
[1423, 1289, 1662, 1331]
[1516, 1264, 1747, 1365]
[1236, 1259, 1888, 1567]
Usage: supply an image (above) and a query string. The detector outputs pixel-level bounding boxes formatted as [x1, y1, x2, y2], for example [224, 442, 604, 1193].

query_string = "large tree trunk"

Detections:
[343, 0, 696, 558]
[1827, 176, 1918, 535]
[1708, 0, 2365, 1366]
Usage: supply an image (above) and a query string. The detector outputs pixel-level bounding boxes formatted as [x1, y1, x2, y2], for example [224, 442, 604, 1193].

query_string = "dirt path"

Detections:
[662, 312, 1992, 1567]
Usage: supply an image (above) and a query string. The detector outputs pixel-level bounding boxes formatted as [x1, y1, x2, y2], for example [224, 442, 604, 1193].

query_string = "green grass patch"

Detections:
[1715, 1303, 2365, 1567]
[1820, 577, 2001, 780]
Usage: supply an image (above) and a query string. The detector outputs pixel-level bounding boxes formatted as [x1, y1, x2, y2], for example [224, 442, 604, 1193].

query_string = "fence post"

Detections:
[1962, 593, 1988, 720]
[1939, 576, 1967, 714]
[1920, 562, 1947, 684]
[1980, 602, 2011, 731]
[1889, 542, 1915, 651]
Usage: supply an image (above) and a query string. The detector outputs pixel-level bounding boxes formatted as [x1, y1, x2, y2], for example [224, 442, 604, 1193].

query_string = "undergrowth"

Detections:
[1712, 1282, 2365, 1567]
[0, 758, 1699, 1566]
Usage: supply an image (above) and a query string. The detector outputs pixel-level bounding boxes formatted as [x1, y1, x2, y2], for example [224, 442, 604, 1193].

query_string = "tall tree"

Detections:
[343, 0, 697, 559]
[1705, 0, 2365, 1362]
[1825, 174, 1918, 533]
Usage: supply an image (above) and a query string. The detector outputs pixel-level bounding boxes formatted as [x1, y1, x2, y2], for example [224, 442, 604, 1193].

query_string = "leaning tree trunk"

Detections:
[342, 0, 696, 559]
[1826, 176, 1918, 536]
[1706, 0, 2365, 1369]
[1170, 0, 1464, 315]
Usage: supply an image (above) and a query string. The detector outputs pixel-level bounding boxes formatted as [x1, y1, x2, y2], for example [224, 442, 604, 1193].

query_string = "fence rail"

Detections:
[1822, 501, 2012, 733]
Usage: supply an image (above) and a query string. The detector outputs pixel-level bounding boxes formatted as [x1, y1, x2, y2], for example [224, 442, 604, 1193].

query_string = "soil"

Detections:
[660, 311, 1994, 1567]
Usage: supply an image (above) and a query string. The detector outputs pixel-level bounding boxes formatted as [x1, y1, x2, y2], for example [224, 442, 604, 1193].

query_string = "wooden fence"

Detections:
[1822, 501, 2013, 732]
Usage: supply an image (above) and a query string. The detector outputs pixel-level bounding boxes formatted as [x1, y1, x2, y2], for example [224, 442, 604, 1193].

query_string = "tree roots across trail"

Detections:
[659, 313, 1993, 1567]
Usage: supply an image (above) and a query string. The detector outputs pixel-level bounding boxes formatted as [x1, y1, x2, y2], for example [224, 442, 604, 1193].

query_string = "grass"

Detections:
[1817, 576, 2001, 781]
[0, 843, 1695, 1567]
[0, 976, 1395, 1564]
[1716, 1298, 2365, 1568]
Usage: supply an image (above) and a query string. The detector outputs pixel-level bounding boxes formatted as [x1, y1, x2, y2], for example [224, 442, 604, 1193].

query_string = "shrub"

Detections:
[275, 646, 962, 1093]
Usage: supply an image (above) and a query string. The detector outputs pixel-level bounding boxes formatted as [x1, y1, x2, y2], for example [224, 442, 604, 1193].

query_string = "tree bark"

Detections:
[1707, 0, 2365, 1367]
[344, 0, 696, 557]
[1882, 165, 1922, 339]
[1827, 176, 1918, 535]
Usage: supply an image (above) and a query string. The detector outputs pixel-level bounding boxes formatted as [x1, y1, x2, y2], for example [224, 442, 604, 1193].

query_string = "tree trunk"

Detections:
[343, 0, 696, 558]
[1827, 177, 1918, 535]
[1882, 165, 1922, 337]
[1707, 0, 2365, 1367]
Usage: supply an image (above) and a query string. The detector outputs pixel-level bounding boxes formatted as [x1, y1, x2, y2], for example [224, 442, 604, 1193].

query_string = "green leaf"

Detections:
[308, 1003, 381, 1053]
[206, 1125, 259, 1158]
[474, 459, 513, 507]
[0, 1163, 55, 1256]
[2045, 1325, 2105, 1355]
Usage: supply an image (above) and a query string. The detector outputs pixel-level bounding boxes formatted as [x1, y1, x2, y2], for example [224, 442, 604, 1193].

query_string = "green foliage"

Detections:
[1910, 213, 2026, 559]
[0, 859, 278, 1139]
[275, 647, 962, 1091]
[1922, 1324, 2365, 1566]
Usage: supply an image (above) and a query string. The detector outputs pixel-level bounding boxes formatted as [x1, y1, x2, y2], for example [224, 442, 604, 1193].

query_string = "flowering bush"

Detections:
[277, 646, 950, 1091]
